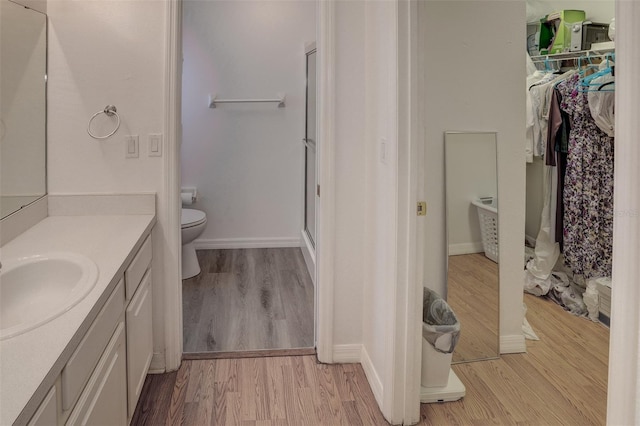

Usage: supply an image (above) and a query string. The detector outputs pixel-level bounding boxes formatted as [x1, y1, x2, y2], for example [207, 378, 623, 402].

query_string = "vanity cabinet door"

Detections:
[126, 270, 153, 419]
[125, 236, 152, 300]
[62, 280, 125, 412]
[66, 322, 127, 426]
[28, 386, 57, 426]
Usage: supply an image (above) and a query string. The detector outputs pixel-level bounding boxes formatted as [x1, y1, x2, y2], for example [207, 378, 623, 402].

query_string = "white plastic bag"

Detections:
[524, 268, 551, 296]
[422, 288, 460, 354]
[583, 281, 600, 322]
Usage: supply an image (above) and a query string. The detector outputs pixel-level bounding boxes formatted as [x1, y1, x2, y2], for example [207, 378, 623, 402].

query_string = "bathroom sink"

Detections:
[0, 252, 99, 340]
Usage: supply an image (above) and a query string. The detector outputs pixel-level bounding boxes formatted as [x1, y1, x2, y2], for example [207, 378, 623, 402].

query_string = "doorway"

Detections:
[415, 0, 613, 422]
[179, 0, 318, 357]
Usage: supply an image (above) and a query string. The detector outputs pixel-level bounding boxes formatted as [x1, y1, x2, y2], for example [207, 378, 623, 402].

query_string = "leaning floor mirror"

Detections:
[445, 131, 500, 363]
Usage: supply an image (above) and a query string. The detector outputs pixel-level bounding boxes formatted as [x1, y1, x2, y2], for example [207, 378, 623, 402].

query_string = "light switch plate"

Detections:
[148, 133, 163, 157]
[125, 135, 139, 158]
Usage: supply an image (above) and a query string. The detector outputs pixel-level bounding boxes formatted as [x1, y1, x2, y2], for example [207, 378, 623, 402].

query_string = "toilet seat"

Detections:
[181, 208, 206, 229]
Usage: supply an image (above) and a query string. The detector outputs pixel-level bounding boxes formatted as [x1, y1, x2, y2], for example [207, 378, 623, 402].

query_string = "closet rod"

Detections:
[208, 93, 286, 108]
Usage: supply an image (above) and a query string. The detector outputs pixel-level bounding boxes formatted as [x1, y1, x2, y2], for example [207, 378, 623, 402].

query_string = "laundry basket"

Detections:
[471, 197, 498, 263]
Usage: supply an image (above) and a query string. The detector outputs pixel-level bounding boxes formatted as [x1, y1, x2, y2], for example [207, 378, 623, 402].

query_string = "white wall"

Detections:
[326, 1, 408, 416]
[361, 0, 401, 413]
[332, 3, 422, 421]
[46, 0, 168, 368]
[527, 0, 615, 23]
[181, 0, 315, 247]
[419, 1, 527, 351]
[332, 1, 366, 348]
[445, 133, 498, 254]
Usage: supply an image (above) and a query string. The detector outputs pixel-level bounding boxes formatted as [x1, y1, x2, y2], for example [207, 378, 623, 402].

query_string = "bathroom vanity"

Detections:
[1, 3, 160, 423]
[0, 201, 156, 425]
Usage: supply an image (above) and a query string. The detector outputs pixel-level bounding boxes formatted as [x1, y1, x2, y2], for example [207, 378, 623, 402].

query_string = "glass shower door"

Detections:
[304, 48, 317, 247]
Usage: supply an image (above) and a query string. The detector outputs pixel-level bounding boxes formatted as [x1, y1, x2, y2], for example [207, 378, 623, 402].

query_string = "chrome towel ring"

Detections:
[87, 105, 120, 139]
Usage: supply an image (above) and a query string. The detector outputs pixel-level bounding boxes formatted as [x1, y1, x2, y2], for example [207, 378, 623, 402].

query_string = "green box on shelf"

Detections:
[539, 10, 586, 54]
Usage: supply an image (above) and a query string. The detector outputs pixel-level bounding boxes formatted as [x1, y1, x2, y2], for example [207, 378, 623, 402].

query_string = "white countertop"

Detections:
[0, 214, 155, 425]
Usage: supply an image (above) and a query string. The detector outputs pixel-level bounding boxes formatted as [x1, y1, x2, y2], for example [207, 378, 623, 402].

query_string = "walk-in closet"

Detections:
[524, 4, 615, 328]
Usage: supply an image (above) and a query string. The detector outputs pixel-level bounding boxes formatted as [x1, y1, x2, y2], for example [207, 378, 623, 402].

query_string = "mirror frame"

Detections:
[444, 130, 500, 364]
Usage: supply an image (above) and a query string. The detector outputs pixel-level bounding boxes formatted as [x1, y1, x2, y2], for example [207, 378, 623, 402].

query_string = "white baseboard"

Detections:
[194, 237, 302, 250]
[448, 242, 484, 256]
[332, 344, 362, 363]
[148, 351, 166, 374]
[500, 334, 527, 354]
[360, 345, 383, 408]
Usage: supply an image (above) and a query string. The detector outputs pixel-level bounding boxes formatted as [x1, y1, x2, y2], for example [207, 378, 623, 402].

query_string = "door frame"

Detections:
[394, 0, 422, 422]
[314, 0, 335, 363]
[162, 0, 335, 368]
[607, 0, 640, 423]
[163, 1, 425, 422]
[163, 0, 183, 372]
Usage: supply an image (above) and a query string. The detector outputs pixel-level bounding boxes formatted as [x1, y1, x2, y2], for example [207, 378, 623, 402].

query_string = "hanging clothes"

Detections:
[588, 73, 615, 137]
[530, 70, 576, 158]
[529, 73, 556, 158]
[526, 70, 552, 162]
[524, 65, 574, 291]
[546, 87, 571, 249]
[556, 73, 615, 279]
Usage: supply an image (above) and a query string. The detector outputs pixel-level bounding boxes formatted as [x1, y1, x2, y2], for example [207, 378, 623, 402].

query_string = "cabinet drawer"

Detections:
[28, 386, 57, 426]
[126, 271, 153, 419]
[125, 236, 152, 300]
[61, 280, 125, 411]
[66, 321, 127, 426]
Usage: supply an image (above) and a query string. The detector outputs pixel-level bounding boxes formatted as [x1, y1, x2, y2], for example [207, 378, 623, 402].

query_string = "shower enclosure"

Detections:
[303, 46, 317, 248]
[301, 44, 317, 282]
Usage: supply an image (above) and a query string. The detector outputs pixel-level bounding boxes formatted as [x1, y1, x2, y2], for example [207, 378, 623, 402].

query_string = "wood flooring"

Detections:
[182, 248, 314, 354]
[422, 292, 609, 425]
[131, 355, 388, 426]
[134, 290, 608, 425]
[447, 253, 500, 363]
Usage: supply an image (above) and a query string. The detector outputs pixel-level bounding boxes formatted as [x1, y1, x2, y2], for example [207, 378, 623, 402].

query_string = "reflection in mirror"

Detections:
[445, 131, 499, 363]
[0, 1, 47, 219]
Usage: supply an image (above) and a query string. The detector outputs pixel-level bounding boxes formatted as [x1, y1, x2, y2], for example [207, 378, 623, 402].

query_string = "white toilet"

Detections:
[181, 208, 207, 280]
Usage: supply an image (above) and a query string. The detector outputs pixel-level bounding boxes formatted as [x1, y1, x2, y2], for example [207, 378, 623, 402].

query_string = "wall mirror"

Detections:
[445, 131, 499, 363]
[0, 1, 47, 219]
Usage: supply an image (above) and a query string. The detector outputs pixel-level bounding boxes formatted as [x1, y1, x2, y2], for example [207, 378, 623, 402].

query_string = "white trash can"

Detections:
[421, 338, 453, 387]
[421, 288, 460, 388]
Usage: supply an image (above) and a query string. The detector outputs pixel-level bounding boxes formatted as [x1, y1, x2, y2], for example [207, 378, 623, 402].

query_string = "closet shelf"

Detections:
[530, 48, 614, 63]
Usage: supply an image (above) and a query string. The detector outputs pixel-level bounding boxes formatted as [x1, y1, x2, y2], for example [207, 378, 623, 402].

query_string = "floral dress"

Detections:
[557, 73, 615, 279]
